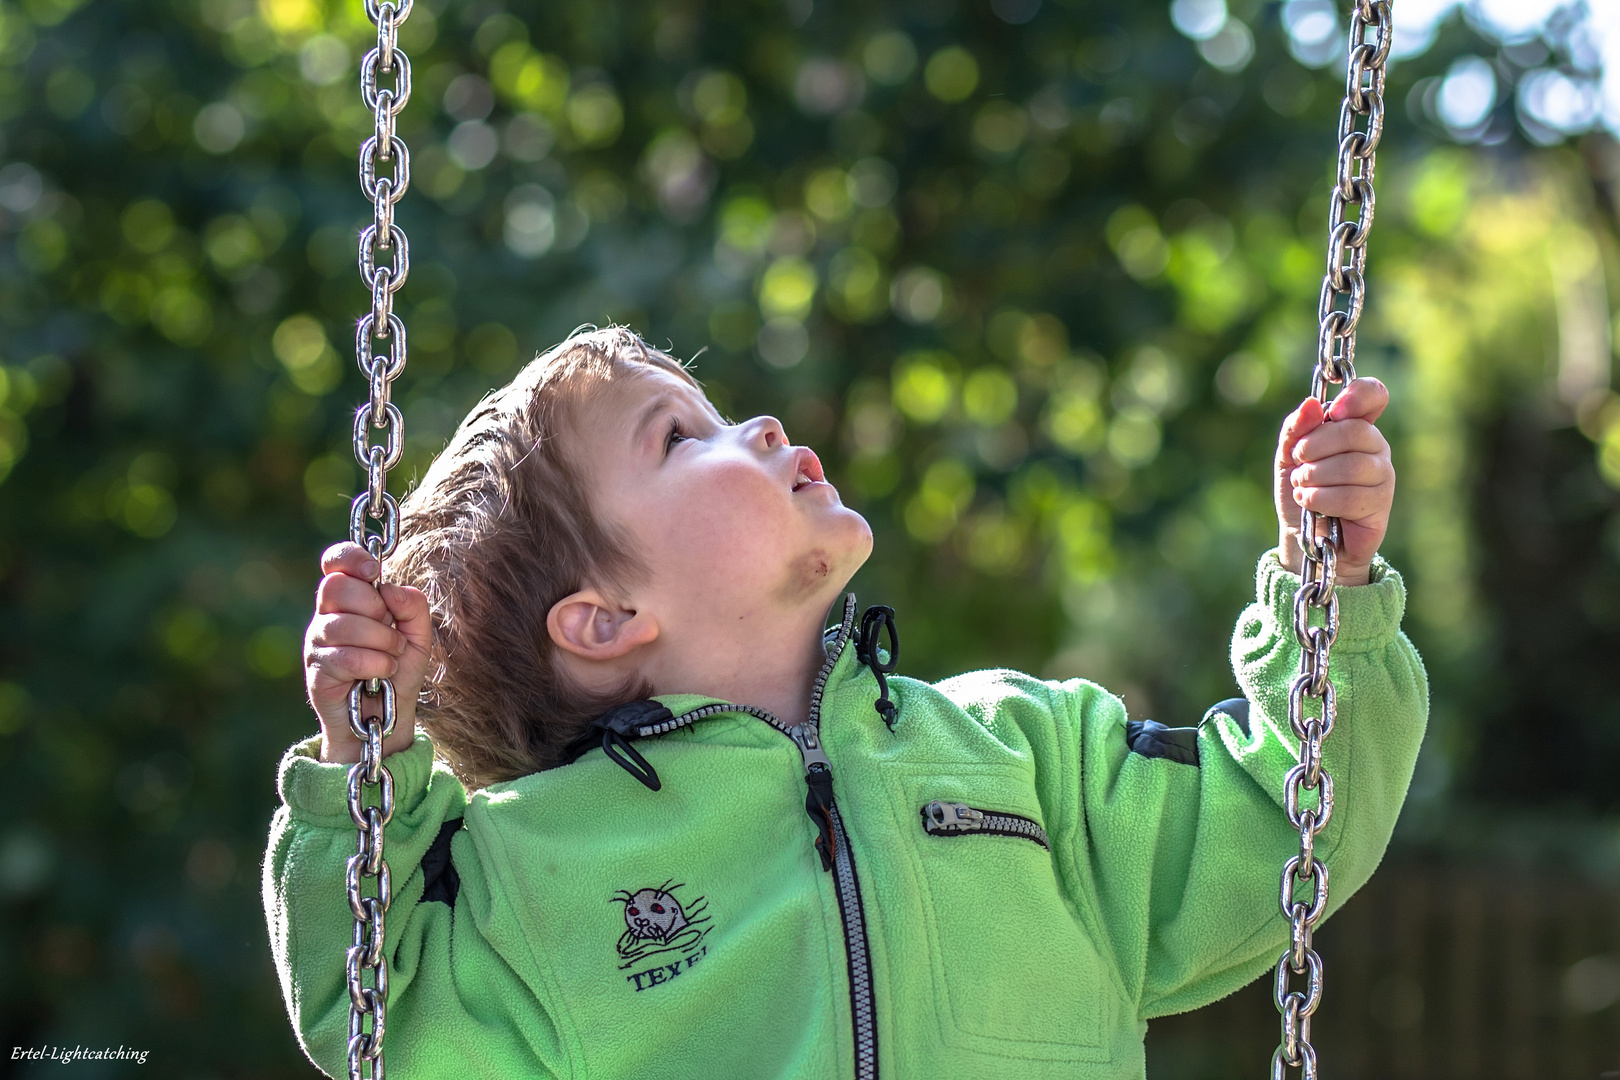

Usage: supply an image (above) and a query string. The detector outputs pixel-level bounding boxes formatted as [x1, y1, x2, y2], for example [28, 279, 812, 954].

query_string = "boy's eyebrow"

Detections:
[632, 392, 676, 452]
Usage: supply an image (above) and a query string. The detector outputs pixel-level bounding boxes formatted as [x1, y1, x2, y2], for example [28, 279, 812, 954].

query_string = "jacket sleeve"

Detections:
[262, 730, 564, 1078]
[1034, 547, 1428, 1020]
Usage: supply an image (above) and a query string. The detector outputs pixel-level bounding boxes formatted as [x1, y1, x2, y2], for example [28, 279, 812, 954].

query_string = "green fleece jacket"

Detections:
[263, 548, 1428, 1079]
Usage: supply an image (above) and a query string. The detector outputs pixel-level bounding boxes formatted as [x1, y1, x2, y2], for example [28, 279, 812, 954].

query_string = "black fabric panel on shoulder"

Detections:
[1200, 697, 1252, 737]
[421, 817, 463, 906]
[1124, 718, 1201, 767]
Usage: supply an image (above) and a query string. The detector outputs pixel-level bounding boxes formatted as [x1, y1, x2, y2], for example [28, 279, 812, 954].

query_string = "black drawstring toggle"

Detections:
[857, 605, 901, 730]
[562, 699, 673, 791]
[601, 728, 661, 791]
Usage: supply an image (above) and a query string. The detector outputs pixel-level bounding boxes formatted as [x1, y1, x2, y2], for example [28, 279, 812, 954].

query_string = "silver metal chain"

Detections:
[1270, 4, 1390, 1078]
[346, 1, 413, 1077]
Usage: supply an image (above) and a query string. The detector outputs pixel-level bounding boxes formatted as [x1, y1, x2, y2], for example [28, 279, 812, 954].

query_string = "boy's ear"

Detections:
[547, 589, 659, 662]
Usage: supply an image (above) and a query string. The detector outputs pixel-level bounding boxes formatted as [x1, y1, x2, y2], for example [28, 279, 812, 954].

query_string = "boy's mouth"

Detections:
[791, 447, 826, 491]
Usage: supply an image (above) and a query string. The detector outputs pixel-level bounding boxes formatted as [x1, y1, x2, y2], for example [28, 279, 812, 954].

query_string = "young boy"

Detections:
[265, 325, 1426, 1078]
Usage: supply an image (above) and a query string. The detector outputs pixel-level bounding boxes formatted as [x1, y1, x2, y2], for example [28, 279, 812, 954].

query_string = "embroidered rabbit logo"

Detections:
[611, 879, 712, 969]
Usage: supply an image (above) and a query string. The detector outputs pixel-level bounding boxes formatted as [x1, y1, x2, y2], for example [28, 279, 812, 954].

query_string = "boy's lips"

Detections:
[790, 447, 827, 491]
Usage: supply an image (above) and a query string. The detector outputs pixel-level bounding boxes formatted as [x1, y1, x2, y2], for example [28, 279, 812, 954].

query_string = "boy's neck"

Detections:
[648, 593, 844, 731]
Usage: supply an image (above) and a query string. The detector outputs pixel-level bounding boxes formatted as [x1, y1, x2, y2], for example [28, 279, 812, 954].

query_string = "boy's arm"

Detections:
[1031, 546, 1428, 1019]
[263, 730, 564, 1078]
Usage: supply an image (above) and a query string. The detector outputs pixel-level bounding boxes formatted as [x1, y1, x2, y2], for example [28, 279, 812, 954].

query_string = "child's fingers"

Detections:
[1289, 452, 1389, 489]
[316, 571, 391, 620]
[379, 583, 433, 654]
[1292, 481, 1391, 521]
[1292, 417, 1388, 464]
[307, 644, 399, 686]
[308, 612, 408, 656]
[1324, 376, 1389, 424]
[320, 541, 380, 582]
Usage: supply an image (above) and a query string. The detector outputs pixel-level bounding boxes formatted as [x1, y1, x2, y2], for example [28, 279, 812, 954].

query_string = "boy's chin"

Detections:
[821, 511, 875, 574]
[826, 504, 874, 548]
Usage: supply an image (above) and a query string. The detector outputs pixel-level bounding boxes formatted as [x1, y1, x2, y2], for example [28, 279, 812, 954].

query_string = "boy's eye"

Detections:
[665, 416, 686, 451]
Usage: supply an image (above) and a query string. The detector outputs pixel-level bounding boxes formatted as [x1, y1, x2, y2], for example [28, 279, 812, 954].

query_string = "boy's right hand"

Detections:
[304, 542, 433, 764]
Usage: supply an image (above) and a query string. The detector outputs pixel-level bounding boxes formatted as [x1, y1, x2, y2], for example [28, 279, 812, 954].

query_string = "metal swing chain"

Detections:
[1270, 4, 1390, 1078]
[346, 1, 413, 1078]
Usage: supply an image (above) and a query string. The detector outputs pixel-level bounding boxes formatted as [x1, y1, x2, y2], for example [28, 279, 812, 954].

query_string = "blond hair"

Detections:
[387, 326, 704, 791]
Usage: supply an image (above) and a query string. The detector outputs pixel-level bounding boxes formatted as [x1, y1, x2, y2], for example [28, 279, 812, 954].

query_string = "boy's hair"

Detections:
[387, 325, 705, 791]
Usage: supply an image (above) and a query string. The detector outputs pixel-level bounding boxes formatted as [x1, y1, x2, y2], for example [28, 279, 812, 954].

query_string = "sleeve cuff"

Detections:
[1254, 546, 1407, 654]
[275, 728, 437, 826]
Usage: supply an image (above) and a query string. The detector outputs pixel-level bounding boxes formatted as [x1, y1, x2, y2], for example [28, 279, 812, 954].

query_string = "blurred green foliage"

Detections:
[2, 0, 1619, 1074]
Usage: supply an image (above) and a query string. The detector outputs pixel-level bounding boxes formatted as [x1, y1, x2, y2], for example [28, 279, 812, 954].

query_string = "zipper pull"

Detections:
[790, 722, 831, 770]
[921, 800, 984, 835]
[792, 725, 837, 872]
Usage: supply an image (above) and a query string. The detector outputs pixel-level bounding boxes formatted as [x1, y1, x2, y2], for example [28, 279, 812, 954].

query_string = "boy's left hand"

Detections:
[1273, 376, 1394, 588]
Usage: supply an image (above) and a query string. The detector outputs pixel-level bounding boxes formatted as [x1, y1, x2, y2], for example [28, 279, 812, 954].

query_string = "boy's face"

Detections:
[570, 364, 873, 637]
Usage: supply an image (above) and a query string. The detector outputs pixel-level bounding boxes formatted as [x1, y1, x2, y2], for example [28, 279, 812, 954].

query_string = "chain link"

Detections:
[346, 2, 412, 1077]
[1271, 3, 1391, 1077]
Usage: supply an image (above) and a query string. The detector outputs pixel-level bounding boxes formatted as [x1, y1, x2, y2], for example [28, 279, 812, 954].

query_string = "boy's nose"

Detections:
[752, 415, 789, 449]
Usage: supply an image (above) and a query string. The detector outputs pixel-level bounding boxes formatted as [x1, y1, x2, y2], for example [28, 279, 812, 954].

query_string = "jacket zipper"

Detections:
[630, 595, 878, 1080]
[920, 800, 1050, 850]
[791, 718, 878, 1080]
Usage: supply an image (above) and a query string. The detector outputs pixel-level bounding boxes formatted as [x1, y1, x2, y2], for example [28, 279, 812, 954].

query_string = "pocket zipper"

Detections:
[920, 800, 1050, 850]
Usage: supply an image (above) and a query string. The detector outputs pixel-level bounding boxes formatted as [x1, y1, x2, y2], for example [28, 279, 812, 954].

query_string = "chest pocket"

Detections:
[885, 763, 1113, 1062]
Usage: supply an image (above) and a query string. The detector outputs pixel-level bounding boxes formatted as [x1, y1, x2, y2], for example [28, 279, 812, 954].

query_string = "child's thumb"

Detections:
[379, 583, 433, 654]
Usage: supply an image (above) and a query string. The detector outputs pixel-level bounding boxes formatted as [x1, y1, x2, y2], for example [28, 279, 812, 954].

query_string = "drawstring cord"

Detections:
[601, 728, 660, 791]
[560, 699, 673, 792]
[857, 605, 901, 731]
